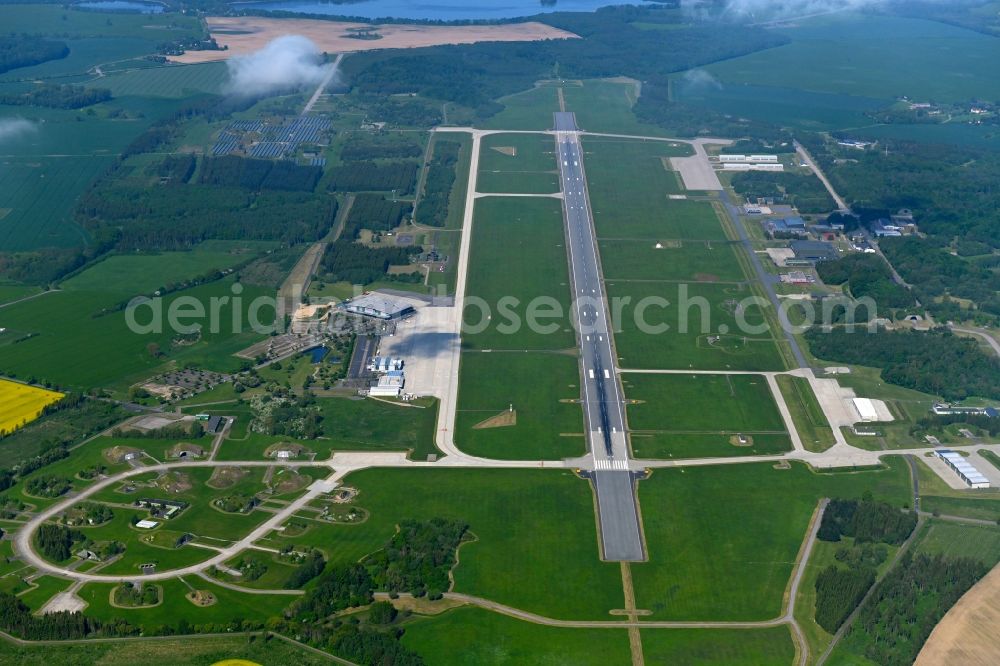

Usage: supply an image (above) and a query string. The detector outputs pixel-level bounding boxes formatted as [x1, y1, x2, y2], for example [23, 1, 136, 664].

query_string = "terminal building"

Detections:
[341, 292, 415, 320]
[936, 450, 991, 489]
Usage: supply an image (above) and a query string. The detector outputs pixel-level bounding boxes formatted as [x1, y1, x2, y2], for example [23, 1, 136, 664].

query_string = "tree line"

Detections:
[327, 161, 418, 194]
[816, 253, 915, 310]
[0, 83, 111, 109]
[0, 35, 68, 74]
[804, 326, 1000, 400]
[414, 140, 460, 228]
[320, 239, 416, 286]
[199, 155, 322, 193]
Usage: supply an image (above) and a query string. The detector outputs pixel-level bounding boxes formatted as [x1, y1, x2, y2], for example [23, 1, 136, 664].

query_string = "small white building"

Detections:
[369, 372, 404, 398]
[135, 519, 159, 529]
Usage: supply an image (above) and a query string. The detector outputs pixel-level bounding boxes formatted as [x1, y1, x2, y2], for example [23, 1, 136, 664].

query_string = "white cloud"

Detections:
[225, 35, 333, 97]
[0, 118, 35, 143]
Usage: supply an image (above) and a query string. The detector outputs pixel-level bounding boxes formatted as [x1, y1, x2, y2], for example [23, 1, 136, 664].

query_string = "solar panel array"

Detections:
[211, 116, 332, 161]
[211, 131, 241, 156]
[249, 142, 290, 159]
[309, 157, 327, 167]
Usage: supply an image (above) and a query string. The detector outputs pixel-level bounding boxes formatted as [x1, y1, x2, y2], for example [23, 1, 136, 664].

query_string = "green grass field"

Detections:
[776, 375, 836, 452]
[0, 6, 201, 41]
[640, 626, 795, 665]
[62, 241, 276, 294]
[632, 459, 912, 621]
[606, 281, 785, 371]
[85, 62, 229, 98]
[455, 351, 585, 460]
[0, 634, 332, 666]
[403, 606, 631, 664]
[478, 84, 560, 131]
[563, 79, 679, 137]
[598, 239, 746, 283]
[623, 373, 791, 458]
[0, 277, 273, 389]
[17, 575, 73, 611]
[273, 468, 624, 620]
[477, 133, 559, 194]
[77, 575, 292, 629]
[462, 196, 576, 351]
[706, 15, 1000, 104]
[916, 519, 1000, 567]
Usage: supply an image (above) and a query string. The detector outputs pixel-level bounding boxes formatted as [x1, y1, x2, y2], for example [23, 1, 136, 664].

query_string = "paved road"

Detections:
[554, 111, 644, 562]
[951, 325, 1000, 358]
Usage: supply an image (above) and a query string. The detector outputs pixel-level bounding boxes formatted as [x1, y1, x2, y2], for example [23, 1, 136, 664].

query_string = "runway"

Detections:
[554, 112, 645, 562]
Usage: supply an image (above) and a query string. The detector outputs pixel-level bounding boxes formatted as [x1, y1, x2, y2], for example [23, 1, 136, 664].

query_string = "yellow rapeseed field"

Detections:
[0, 378, 63, 435]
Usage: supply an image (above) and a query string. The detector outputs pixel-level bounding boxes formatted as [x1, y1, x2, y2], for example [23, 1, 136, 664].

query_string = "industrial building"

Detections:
[369, 372, 405, 398]
[717, 154, 779, 163]
[936, 450, 991, 489]
[721, 162, 784, 172]
[341, 292, 415, 320]
[767, 217, 808, 236]
[932, 403, 1000, 418]
[369, 356, 404, 373]
[789, 240, 839, 265]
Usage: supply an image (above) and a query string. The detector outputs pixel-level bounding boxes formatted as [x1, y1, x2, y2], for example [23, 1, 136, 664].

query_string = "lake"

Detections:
[229, 0, 634, 21]
[75, 1, 165, 13]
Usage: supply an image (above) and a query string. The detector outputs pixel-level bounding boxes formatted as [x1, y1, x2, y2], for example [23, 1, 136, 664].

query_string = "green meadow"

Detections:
[477, 132, 559, 194]
[640, 627, 795, 666]
[462, 196, 575, 351]
[606, 281, 785, 371]
[271, 468, 625, 620]
[403, 606, 632, 664]
[455, 351, 585, 460]
[623, 373, 791, 457]
[85, 62, 229, 98]
[632, 459, 912, 621]
[707, 15, 1000, 103]
[599, 239, 746, 282]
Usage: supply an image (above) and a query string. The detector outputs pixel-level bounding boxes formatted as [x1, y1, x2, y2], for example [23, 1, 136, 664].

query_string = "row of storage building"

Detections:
[936, 450, 991, 489]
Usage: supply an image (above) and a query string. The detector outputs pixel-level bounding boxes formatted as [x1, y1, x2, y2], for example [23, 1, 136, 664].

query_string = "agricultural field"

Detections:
[62, 241, 277, 295]
[0, 277, 274, 390]
[915, 519, 1000, 567]
[462, 195, 575, 351]
[0, 378, 63, 435]
[0, 5, 202, 41]
[640, 627, 796, 666]
[477, 132, 559, 194]
[606, 280, 785, 371]
[455, 351, 585, 460]
[632, 459, 912, 621]
[706, 15, 1000, 104]
[403, 606, 632, 664]
[85, 63, 229, 98]
[623, 373, 791, 458]
[271, 468, 625, 620]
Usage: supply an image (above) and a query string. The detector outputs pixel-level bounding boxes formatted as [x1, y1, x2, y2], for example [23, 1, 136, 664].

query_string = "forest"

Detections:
[327, 161, 418, 194]
[818, 496, 917, 545]
[0, 84, 111, 109]
[342, 6, 787, 118]
[804, 326, 1000, 400]
[729, 171, 835, 214]
[77, 184, 335, 250]
[199, 156, 322, 192]
[0, 593, 136, 640]
[798, 134, 1000, 321]
[813, 496, 916, 634]
[362, 518, 468, 597]
[846, 553, 987, 666]
[341, 135, 424, 161]
[816, 253, 915, 310]
[343, 193, 412, 239]
[0, 35, 68, 74]
[320, 239, 415, 285]
[414, 139, 460, 228]
[35, 523, 83, 561]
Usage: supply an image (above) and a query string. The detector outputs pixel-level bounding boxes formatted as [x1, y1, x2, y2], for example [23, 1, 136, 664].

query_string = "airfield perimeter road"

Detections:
[554, 112, 644, 562]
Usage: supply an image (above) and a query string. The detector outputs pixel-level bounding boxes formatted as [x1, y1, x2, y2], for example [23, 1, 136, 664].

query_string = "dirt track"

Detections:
[171, 17, 577, 63]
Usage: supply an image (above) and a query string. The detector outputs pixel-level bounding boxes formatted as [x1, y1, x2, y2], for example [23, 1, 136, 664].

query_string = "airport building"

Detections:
[341, 292, 415, 320]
